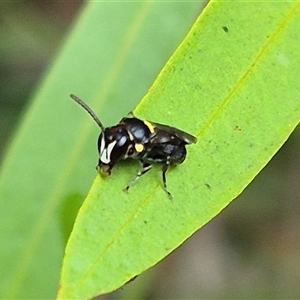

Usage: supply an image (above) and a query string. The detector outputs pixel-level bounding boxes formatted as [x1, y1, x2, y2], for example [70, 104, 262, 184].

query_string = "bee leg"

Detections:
[162, 158, 173, 200]
[123, 161, 152, 193]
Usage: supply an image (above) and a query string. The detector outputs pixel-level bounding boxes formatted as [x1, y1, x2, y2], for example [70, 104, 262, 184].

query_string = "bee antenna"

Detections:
[70, 94, 105, 131]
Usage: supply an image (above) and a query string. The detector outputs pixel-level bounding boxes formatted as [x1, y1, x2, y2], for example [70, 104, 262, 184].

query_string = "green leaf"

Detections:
[59, 1, 300, 299]
[0, 2, 200, 299]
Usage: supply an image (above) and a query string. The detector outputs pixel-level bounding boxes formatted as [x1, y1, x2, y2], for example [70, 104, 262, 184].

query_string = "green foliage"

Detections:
[0, 2, 200, 299]
[58, 1, 300, 299]
[1, 1, 300, 299]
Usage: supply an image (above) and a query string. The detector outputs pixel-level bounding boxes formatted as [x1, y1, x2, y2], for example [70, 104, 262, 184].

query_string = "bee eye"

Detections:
[117, 135, 128, 147]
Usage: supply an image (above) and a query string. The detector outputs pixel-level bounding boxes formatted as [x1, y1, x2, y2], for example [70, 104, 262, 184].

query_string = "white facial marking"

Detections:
[100, 140, 117, 164]
[99, 134, 105, 156]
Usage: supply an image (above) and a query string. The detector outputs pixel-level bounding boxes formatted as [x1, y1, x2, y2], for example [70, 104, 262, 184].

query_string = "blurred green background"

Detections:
[0, 1, 299, 299]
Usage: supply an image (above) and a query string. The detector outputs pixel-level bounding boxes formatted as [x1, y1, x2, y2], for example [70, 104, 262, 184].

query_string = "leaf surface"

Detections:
[59, 1, 300, 299]
[0, 2, 199, 299]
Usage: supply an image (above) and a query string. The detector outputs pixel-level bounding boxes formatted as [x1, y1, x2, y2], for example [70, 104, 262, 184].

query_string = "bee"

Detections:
[71, 94, 197, 199]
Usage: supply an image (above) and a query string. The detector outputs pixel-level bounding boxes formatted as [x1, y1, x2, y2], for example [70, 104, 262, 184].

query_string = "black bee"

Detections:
[71, 94, 197, 199]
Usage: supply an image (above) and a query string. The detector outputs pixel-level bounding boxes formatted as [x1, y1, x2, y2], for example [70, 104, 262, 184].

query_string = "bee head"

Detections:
[70, 94, 134, 176]
[97, 126, 132, 176]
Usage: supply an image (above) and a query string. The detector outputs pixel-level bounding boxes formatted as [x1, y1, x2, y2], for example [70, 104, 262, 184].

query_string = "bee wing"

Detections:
[150, 121, 197, 144]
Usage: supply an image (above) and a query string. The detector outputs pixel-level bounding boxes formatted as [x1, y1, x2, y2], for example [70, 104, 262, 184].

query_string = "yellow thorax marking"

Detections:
[127, 130, 134, 141]
[143, 120, 155, 133]
[135, 143, 144, 153]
